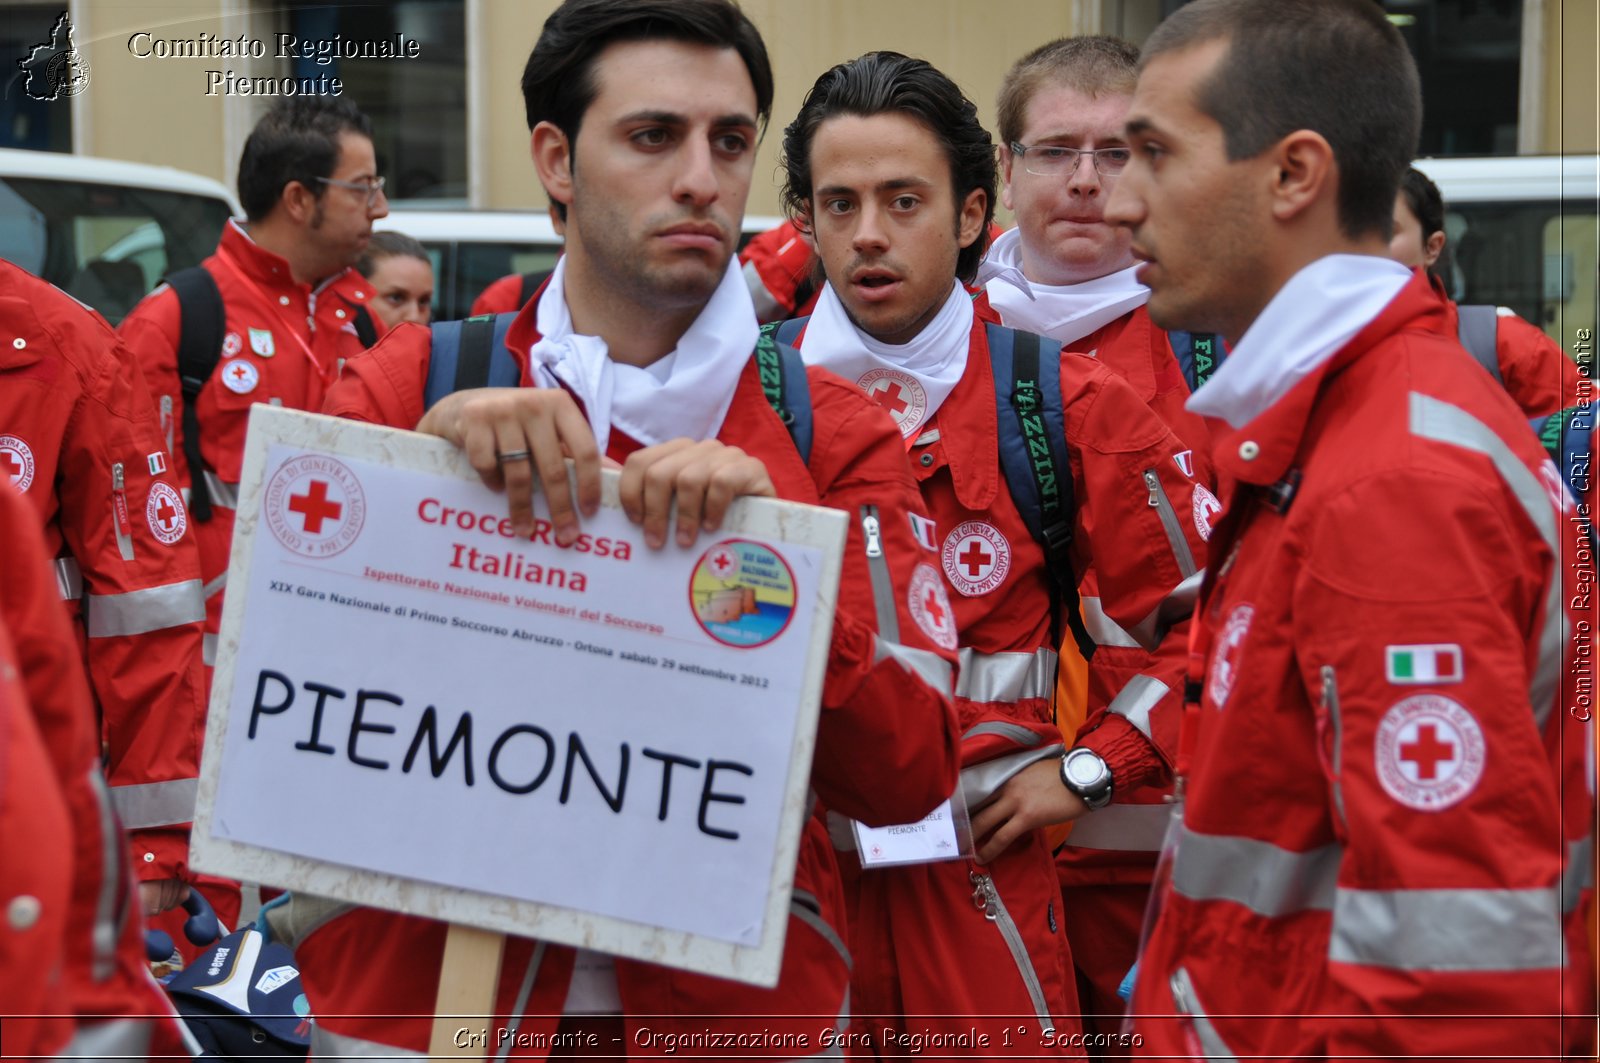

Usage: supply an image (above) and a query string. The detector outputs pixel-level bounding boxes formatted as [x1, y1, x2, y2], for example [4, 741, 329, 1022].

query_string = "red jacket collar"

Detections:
[216, 219, 369, 299]
[1208, 269, 1453, 485]
[929, 314, 1001, 511]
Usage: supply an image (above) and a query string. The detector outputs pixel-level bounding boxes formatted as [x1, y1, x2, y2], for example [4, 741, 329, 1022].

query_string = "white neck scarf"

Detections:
[798, 280, 973, 439]
[529, 256, 759, 455]
[978, 228, 1150, 347]
[1186, 253, 1412, 429]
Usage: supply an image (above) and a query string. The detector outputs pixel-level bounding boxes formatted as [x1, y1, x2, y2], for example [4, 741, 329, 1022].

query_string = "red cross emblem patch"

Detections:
[940, 520, 1010, 597]
[264, 454, 366, 559]
[856, 368, 928, 438]
[1206, 603, 1254, 709]
[1192, 484, 1223, 541]
[1374, 693, 1485, 811]
[908, 562, 958, 650]
[145, 481, 188, 544]
[220, 358, 259, 395]
[0, 435, 36, 493]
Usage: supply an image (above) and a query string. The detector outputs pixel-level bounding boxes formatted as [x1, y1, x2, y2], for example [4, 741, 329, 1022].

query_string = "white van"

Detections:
[0, 148, 240, 325]
[1415, 154, 1597, 354]
[377, 209, 789, 321]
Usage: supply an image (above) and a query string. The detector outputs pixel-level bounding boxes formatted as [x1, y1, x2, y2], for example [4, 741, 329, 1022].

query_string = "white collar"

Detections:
[1186, 254, 1412, 429]
[529, 257, 758, 454]
[797, 280, 973, 439]
[978, 228, 1149, 346]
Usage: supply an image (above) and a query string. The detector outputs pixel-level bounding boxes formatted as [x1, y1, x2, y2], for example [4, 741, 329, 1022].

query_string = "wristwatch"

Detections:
[1060, 748, 1114, 810]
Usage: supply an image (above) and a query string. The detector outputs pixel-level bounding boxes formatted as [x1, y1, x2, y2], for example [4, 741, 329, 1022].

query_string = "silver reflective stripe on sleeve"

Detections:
[791, 889, 852, 972]
[1169, 967, 1239, 1062]
[961, 743, 1064, 812]
[742, 259, 785, 323]
[1171, 824, 1341, 917]
[313, 1027, 425, 1060]
[955, 646, 1057, 703]
[874, 636, 953, 697]
[53, 556, 83, 600]
[1329, 886, 1564, 971]
[64, 1018, 156, 1059]
[85, 579, 205, 637]
[1063, 801, 1173, 852]
[1408, 392, 1564, 728]
[1104, 673, 1168, 739]
[826, 809, 857, 851]
[111, 777, 198, 829]
[202, 631, 218, 666]
[493, 941, 547, 1063]
[203, 569, 228, 600]
[1124, 570, 1205, 651]
[1081, 596, 1140, 648]
[964, 720, 1047, 746]
[204, 469, 240, 510]
[1564, 836, 1595, 913]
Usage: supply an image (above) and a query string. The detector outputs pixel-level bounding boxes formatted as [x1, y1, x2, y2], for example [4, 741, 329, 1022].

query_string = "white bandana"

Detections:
[798, 280, 973, 439]
[978, 228, 1149, 347]
[529, 256, 759, 455]
[1186, 254, 1411, 429]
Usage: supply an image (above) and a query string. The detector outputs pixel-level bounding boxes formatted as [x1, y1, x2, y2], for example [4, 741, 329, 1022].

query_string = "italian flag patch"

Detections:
[1385, 644, 1463, 684]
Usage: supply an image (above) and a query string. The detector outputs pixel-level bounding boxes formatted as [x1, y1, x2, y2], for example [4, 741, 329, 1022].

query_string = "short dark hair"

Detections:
[236, 96, 373, 223]
[1398, 165, 1445, 241]
[780, 51, 997, 285]
[357, 230, 430, 279]
[1142, 0, 1420, 240]
[996, 36, 1139, 147]
[520, 0, 774, 223]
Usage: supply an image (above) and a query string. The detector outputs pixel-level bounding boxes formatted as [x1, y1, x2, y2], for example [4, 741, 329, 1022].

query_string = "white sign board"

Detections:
[191, 405, 847, 987]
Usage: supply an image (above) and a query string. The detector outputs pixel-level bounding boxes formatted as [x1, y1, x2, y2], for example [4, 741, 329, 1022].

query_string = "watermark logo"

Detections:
[18, 12, 91, 101]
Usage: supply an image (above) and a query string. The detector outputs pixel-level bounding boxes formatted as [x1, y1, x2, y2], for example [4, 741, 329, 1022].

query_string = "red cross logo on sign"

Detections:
[1375, 693, 1484, 811]
[941, 520, 1009, 596]
[145, 482, 187, 545]
[288, 480, 343, 534]
[857, 369, 928, 437]
[710, 549, 736, 576]
[0, 435, 35, 492]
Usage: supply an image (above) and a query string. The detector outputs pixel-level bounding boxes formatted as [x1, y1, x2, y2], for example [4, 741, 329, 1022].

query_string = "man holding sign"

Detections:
[288, 0, 959, 1053]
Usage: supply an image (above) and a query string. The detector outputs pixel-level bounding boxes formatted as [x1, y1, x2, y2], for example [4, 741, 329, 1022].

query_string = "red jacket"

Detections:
[0, 260, 207, 882]
[1130, 273, 1594, 1058]
[285, 296, 961, 1058]
[470, 271, 535, 316]
[0, 478, 187, 1057]
[119, 220, 384, 648]
[1425, 274, 1582, 418]
[791, 314, 1205, 1042]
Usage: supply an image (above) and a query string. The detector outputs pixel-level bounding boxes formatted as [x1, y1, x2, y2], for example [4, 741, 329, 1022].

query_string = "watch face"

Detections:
[1065, 752, 1107, 788]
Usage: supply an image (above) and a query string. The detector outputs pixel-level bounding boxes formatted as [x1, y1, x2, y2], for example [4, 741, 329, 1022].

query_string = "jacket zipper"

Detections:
[1170, 966, 1238, 1061]
[111, 462, 135, 560]
[860, 505, 899, 643]
[1320, 665, 1348, 831]
[970, 870, 1054, 1033]
[159, 394, 174, 456]
[1143, 468, 1197, 576]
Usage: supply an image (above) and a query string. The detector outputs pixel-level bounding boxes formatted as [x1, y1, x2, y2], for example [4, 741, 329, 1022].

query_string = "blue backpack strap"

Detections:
[987, 322, 1095, 661]
[755, 321, 813, 464]
[1456, 305, 1503, 383]
[773, 315, 807, 348]
[1534, 403, 1594, 508]
[424, 312, 519, 411]
[1168, 330, 1225, 392]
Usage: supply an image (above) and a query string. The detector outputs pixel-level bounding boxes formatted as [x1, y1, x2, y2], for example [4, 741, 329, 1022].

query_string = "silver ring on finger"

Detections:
[496, 449, 532, 464]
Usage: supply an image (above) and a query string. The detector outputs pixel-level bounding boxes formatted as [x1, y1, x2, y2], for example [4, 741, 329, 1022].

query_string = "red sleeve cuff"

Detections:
[129, 827, 191, 883]
[1077, 713, 1169, 792]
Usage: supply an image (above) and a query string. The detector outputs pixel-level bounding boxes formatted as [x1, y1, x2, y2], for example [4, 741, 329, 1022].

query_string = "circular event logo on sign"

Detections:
[941, 520, 1010, 597]
[856, 369, 928, 438]
[146, 481, 188, 545]
[1374, 693, 1486, 811]
[689, 538, 797, 648]
[264, 454, 366, 559]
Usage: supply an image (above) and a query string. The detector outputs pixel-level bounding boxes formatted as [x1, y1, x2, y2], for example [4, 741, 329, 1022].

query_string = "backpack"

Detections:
[771, 316, 1097, 660]
[164, 267, 378, 521]
[1533, 402, 1594, 508]
[1168, 330, 1226, 392]
[1455, 304, 1502, 383]
[422, 314, 813, 464]
[161, 927, 312, 1060]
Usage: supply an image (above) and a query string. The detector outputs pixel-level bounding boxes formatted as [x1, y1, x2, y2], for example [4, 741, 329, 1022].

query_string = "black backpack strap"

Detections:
[1456, 305, 1502, 383]
[755, 322, 813, 464]
[988, 322, 1095, 661]
[352, 304, 378, 348]
[164, 266, 226, 523]
[520, 272, 541, 308]
[424, 313, 520, 412]
[1168, 330, 1225, 392]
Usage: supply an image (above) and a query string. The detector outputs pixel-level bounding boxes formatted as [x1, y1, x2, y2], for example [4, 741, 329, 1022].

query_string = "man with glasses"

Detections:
[119, 95, 388, 944]
[973, 39, 1219, 1056]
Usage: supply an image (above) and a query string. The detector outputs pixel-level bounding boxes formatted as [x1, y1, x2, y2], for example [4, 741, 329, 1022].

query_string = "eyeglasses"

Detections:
[1009, 142, 1131, 178]
[314, 174, 387, 206]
